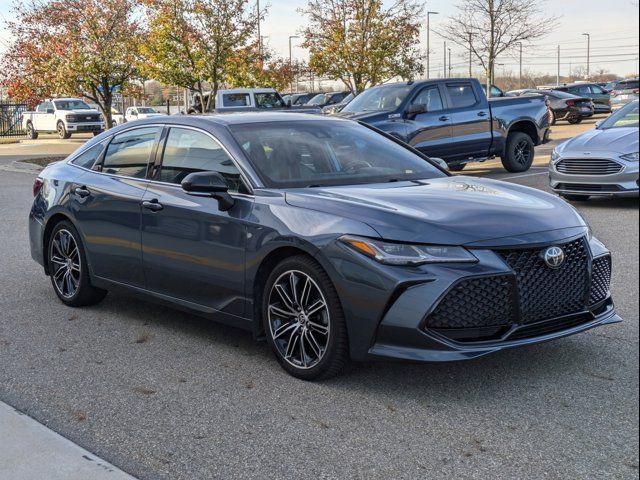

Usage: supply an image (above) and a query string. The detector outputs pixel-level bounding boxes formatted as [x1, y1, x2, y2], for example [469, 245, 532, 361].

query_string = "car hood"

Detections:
[558, 127, 639, 154]
[285, 177, 587, 246]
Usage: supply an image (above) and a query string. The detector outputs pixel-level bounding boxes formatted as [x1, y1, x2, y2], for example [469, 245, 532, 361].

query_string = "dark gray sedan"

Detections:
[29, 113, 620, 379]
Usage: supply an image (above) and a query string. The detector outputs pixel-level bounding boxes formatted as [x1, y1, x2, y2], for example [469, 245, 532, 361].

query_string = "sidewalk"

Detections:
[0, 401, 137, 480]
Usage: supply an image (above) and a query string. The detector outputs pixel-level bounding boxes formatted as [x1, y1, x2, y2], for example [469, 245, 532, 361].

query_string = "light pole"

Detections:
[582, 33, 590, 79]
[448, 48, 452, 77]
[468, 32, 475, 77]
[518, 42, 523, 88]
[425, 11, 439, 79]
[443, 41, 447, 78]
[289, 35, 299, 94]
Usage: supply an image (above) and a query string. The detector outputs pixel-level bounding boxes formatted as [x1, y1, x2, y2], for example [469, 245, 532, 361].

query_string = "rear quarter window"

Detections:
[70, 142, 106, 169]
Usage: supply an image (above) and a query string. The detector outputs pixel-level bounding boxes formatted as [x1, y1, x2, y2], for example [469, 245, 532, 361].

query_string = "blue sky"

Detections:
[1, 0, 638, 78]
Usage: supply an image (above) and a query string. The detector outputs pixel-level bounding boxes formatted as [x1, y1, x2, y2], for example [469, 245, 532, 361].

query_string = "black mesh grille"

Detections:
[590, 255, 612, 305]
[497, 238, 590, 324]
[428, 275, 514, 329]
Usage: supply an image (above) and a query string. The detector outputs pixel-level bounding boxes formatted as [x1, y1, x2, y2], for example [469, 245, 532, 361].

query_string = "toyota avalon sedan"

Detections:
[550, 101, 639, 201]
[29, 113, 620, 380]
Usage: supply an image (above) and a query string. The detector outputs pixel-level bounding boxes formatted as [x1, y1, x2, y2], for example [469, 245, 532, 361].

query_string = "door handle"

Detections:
[439, 116, 449, 122]
[477, 111, 488, 117]
[73, 186, 91, 198]
[142, 199, 164, 212]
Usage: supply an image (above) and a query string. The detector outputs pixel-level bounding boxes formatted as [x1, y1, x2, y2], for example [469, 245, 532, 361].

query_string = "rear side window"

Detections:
[222, 94, 250, 107]
[571, 85, 591, 95]
[71, 142, 106, 169]
[102, 127, 159, 178]
[446, 84, 478, 108]
[159, 127, 242, 191]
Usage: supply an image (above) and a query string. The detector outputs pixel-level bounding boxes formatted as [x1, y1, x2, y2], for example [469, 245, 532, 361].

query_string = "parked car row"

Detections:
[508, 89, 595, 125]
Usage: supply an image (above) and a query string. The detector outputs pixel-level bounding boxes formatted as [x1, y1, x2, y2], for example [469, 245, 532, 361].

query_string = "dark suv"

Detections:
[552, 83, 611, 113]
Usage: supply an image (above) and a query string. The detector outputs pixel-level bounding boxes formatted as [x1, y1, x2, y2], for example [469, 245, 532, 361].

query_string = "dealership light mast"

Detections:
[425, 11, 439, 79]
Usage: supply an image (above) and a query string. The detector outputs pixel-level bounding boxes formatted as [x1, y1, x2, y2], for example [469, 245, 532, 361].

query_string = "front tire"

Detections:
[48, 221, 107, 307]
[26, 122, 38, 140]
[57, 121, 71, 139]
[448, 163, 466, 172]
[263, 255, 348, 380]
[568, 116, 583, 125]
[549, 110, 557, 126]
[501, 132, 535, 173]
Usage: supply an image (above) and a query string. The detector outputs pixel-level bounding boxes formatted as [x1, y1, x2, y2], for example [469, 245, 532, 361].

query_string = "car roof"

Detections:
[122, 112, 351, 127]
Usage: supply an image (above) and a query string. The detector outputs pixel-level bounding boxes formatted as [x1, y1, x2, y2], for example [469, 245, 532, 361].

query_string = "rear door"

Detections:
[140, 126, 251, 316]
[73, 126, 161, 287]
[443, 82, 492, 161]
[404, 84, 453, 159]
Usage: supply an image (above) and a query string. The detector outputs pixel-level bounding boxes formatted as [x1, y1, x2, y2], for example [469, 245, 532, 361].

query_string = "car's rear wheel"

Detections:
[549, 110, 557, 125]
[263, 255, 348, 380]
[48, 221, 107, 307]
[501, 132, 535, 173]
[560, 193, 591, 202]
[568, 116, 583, 125]
[26, 122, 38, 140]
[57, 121, 71, 139]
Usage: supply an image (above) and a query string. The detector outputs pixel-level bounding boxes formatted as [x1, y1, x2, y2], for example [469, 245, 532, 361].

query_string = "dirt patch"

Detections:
[0, 139, 20, 145]
[18, 156, 67, 167]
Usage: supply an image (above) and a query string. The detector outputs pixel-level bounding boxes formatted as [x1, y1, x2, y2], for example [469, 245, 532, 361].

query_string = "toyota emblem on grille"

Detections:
[542, 246, 565, 269]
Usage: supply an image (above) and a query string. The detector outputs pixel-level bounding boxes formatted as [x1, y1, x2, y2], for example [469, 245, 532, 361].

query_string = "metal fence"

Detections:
[0, 102, 28, 138]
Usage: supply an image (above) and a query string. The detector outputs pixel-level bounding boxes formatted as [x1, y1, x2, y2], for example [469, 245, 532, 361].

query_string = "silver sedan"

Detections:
[549, 101, 639, 200]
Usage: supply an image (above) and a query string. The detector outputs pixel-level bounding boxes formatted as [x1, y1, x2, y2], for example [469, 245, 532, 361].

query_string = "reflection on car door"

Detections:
[444, 82, 492, 161]
[405, 85, 453, 159]
[141, 127, 252, 318]
[73, 126, 161, 287]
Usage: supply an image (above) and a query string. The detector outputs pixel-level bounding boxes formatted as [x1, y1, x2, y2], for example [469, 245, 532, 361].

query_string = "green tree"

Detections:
[299, 0, 425, 94]
[142, 0, 263, 111]
[0, 0, 142, 127]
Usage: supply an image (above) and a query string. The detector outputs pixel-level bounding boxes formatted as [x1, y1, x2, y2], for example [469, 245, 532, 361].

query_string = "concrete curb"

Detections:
[0, 401, 138, 480]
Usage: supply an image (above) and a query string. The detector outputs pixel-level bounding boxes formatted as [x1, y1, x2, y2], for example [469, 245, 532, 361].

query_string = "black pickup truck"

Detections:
[336, 78, 550, 172]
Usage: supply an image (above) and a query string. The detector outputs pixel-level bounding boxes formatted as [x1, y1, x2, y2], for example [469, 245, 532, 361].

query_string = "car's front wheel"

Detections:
[48, 221, 107, 307]
[263, 255, 348, 380]
[57, 121, 71, 139]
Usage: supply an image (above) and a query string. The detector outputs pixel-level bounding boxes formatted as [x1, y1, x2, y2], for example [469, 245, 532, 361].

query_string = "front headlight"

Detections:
[65, 114, 76, 122]
[621, 152, 639, 162]
[340, 236, 478, 266]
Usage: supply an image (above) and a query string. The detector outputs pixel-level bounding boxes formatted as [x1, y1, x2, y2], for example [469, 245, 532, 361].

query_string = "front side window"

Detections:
[137, 107, 157, 114]
[255, 93, 285, 108]
[446, 83, 478, 109]
[306, 94, 328, 106]
[102, 127, 159, 178]
[159, 128, 242, 190]
[222, 94, 250, 107]
[230, 120, 445, 188]
[37, 102, 53, 112]
[412, 87, 444, 112]
[71, 142, 106, 169]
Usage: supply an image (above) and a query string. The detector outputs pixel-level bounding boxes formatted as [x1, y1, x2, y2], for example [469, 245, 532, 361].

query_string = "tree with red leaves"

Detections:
[0, 0, 142, 127]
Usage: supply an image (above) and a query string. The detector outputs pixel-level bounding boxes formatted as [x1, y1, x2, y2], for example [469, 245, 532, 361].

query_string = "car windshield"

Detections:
[137, 107, 157, 113]
[53, 100, 91, 110]
[255, 92, 285, 108]
[229, 120, 444, 188]
[341, 85, 412, 113]
[306, 94, 328, 106]
[599, 102, 639, 129]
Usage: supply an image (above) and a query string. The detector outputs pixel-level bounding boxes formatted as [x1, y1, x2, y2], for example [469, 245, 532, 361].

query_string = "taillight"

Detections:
[33, 178, 44, 197]
[634, 89, 639, 95]
[566, 100, 575, 107]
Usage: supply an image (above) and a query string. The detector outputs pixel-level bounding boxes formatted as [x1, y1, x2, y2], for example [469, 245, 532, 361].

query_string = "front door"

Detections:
[141, 126, 252, 317]
[73, 126, 161, 287]
[405, 85, 453, 159]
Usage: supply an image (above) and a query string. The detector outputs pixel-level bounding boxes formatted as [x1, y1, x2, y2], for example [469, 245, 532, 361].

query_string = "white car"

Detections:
[21, 98, 105, 139]
[124, 106, 164, 122]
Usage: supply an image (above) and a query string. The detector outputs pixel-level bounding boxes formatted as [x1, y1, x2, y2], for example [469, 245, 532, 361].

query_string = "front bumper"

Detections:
[67, 122, 105, 132]
[549, 155, 639, 197]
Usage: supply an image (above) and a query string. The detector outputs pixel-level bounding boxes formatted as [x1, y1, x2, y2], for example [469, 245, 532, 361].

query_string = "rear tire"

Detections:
[57, 121, 71, 139]
[26, 122, 38, 140]
[560, 193, 591, 202]
[48, 221, 107, 307]
[501, 132, 535, 173]
[262, 255, 348, 380]
[568, 116, 583, 125]
[549, 110, 557, 126]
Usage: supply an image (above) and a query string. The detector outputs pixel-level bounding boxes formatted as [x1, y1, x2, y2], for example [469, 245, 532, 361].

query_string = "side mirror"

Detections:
[181, 171, 235, 211]
[406, 104, 427, 118]
[46, 109, 54, 114]
[431, 157, 449, 171]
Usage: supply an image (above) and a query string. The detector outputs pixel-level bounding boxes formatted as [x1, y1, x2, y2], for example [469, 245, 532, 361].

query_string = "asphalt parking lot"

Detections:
[0, 118, 638, 479]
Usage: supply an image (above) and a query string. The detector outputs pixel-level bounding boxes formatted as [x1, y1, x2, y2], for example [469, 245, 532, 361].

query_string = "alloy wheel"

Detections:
[267, 270, 330, 370]
[514, 140, 532, 166]
[50, 229, 81, 298]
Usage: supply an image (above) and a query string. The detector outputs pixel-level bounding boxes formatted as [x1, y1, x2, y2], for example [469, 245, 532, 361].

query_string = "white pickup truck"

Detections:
[187, 88, 321, 114]
[22, 98, 105, 139]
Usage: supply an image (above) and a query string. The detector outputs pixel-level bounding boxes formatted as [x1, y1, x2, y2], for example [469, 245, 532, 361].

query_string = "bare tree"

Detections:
[439, 0, 557, 95]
